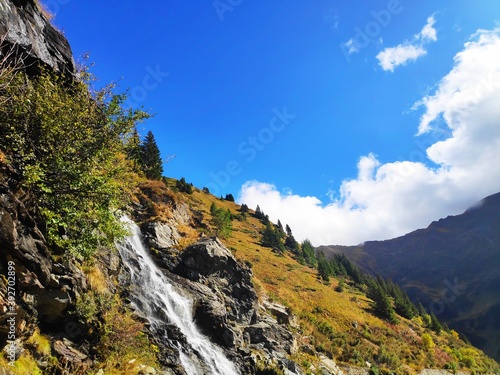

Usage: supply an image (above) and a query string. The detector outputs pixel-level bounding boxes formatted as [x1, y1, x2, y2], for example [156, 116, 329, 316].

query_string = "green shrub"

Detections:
[0, 68, 149, 258]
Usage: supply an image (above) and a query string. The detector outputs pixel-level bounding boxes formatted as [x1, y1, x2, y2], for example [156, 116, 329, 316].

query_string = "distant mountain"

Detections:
[318, 191, 500, 361]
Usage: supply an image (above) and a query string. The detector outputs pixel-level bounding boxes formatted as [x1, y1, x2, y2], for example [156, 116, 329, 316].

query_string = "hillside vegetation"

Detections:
[157, 179, 500, 375]
[0, 44, 498, 374]
[318, 193, 500, 362]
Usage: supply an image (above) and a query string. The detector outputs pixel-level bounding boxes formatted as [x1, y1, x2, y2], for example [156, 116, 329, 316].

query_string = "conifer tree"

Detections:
[140, 130, 163, 180]
[367, 281, 397, 323]
[317, 251, 333, 282]
[262, 222, 284, 252]
[301, 239, 317, 267]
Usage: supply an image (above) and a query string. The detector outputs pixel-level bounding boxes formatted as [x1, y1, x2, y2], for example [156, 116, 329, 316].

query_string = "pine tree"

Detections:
[261, 222, 284, 252]
[367, 281, 397, 323]
[301, 239, 317, 267]
[140, 130, 163, 180]
[176, 177, 193, 194]
[255, 205, 265, 220]
[430, 313, 443, 333]
[317, 251, 333, 282]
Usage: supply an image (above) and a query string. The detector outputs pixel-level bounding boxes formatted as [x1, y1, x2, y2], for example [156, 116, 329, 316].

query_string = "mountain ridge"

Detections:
[318, 191, 500, 361]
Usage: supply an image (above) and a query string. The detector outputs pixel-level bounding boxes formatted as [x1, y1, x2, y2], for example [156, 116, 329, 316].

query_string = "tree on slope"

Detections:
[140, 130, 163, 180]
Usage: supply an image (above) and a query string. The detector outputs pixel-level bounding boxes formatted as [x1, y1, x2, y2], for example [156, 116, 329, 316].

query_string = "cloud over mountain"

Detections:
[240, 28, 500, 246]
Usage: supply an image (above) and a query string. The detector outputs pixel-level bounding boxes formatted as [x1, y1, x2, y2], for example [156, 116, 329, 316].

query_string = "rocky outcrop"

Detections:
[168, 236, 302, 374]
[0, 164, 89, 371]
[0, 0, 74, 74]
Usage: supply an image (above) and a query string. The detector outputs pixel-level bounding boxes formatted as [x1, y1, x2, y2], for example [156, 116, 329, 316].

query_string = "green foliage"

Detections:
[430, 313, 443, 333]
[176, 177, 194, 194]
[284, 224, 300, 254]
[367, 281, 398, 323]
[0, 68, 148, 258]
[210, 202, 232, 238]
[376, 345, 401, 369]
[261, 222, 285, 252]
[75, 291, 158, 372]
[202, 186, 210, 193]
[140, 130, 163, 180]
[317, 251, 333, 282]
[125, 128, 142, 172]
[254, 204, 269, 223]
[335, 279, 345, 293]
[300, 239, 317, 267]
[240, 203, 249, 212]
[224, 193, 235, 201]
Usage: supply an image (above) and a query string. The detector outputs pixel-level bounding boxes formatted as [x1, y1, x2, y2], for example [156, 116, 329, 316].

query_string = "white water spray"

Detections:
[117, 217, 238, 375]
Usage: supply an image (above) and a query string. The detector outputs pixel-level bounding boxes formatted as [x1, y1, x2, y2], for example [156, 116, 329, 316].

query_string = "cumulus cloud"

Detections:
[376, 15, 437, 71]
[239, 28, 500, 246]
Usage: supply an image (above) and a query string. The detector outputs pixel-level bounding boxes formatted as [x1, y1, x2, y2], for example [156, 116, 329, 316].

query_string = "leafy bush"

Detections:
[0, 67, 148, 258]
[422, 333, 435, 351]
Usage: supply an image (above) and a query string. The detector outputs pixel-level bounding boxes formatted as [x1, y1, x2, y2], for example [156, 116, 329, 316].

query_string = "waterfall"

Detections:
[116, 217, 239, 375]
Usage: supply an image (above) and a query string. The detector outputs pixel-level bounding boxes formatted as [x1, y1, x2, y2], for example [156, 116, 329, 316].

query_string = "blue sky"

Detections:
[50, 1, 500, 245]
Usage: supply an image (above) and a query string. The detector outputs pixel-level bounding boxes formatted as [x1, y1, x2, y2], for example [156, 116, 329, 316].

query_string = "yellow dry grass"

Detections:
[168, 185, 499, 374]
[84, 264, 109, 294]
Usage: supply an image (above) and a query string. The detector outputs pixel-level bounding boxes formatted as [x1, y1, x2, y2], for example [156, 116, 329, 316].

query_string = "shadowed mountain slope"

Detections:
[318, 192, 500, 361]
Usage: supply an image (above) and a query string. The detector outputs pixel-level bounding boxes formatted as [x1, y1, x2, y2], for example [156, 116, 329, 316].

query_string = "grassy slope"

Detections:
[163, 179, 499, 375]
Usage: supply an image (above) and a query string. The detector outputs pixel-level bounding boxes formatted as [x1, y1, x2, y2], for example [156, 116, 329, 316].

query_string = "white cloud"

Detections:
[376, 44, 426, 72]
[418, 15, 438, 42]
[376, 15, 437, 71]
[239, 28, 500, 246]
[343, 38, 359, 54]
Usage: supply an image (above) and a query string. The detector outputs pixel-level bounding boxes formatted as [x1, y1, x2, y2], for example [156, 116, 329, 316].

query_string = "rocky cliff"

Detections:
[0, 0, 74, 74]
[0, 161, 306, 374]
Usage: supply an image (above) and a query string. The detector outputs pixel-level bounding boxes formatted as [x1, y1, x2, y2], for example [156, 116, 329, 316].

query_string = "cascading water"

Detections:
[116, 217, 239, 375]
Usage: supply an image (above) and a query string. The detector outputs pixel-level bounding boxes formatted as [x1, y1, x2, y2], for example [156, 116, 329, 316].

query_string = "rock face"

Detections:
[0, 0, 74, 74]
[0, 164, 89, 372]
[169, 237, 302, 374]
